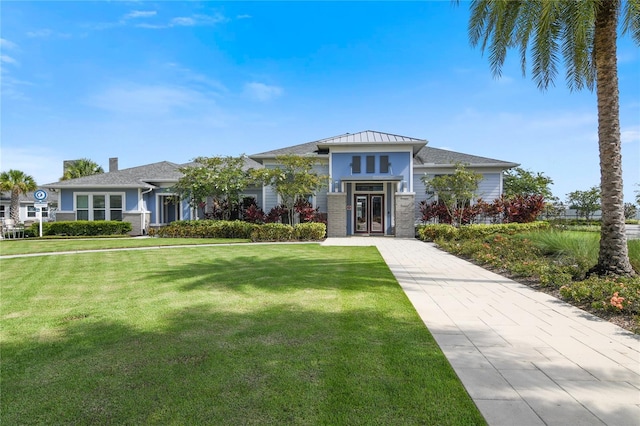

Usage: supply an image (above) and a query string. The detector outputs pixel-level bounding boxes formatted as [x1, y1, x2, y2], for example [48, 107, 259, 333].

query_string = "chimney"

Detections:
[63, 160, 76, 175]
[109, 157, 118, 172]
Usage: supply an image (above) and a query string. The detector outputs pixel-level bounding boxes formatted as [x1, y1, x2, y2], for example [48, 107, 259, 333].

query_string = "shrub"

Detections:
[417, 224, 459, 241]
[560, 276, 640, 316]
[250, 223, 294, 242]
[150, 220, 256, 239]
[417, 222, 549, 242]
[294, 222, 326, 240]
[30, 221, 132, 237]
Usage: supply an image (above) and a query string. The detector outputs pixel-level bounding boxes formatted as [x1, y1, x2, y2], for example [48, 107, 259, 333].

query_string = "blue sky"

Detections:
[1, 1, 639, 203]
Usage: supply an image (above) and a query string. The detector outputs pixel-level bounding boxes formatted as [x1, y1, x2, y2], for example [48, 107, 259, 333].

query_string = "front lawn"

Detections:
[1, 245, 485, 425]
[0, 237, 249, 256]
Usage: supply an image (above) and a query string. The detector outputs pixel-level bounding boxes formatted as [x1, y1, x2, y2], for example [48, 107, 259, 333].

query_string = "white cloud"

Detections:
[124, 10, 157, 20]
[26, 29, 53, 38]
[0, 55, 18, 65]
[621, 127, 640, 144]
[0, 38, 17, 49]
[26, 28, 71, 38]
[171, 17, 196, 27]
[243, 82, 283, 102]
[164, 63, 228, 93]
[88, 84, 203, 115]
[237, 14, 252, 19]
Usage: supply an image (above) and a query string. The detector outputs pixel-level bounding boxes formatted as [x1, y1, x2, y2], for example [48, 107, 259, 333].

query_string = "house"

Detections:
[44, 130, 518, 237]
[0, 189, 58, 225]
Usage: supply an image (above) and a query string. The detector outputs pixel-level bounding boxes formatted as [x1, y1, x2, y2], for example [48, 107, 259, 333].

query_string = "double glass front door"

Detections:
[355, 195, 384, 234]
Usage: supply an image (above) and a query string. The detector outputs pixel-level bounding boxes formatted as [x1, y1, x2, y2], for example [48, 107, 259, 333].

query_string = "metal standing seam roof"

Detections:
[315, 130, 426, 144]
[250, 130, 428, 160]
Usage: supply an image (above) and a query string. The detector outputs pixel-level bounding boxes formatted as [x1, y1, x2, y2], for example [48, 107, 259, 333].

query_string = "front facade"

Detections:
[45, 131, 518, 236]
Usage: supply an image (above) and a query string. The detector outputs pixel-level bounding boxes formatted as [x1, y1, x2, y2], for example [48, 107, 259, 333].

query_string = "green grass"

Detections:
[0, 237, 249, 256]
[0, 244, 485, 425]
[524, 230, 640, 273]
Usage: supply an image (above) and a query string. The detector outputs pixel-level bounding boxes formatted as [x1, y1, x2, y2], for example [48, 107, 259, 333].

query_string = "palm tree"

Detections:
[467, 0, 638, 277]
[0, 169, 38, 223]
[61, 158, 104, 181]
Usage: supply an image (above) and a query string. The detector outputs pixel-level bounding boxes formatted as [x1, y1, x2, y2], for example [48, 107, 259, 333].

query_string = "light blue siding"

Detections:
[332, 152, 411, 180]
[60, 190, 74, 211]
[125, 189, 138, 211]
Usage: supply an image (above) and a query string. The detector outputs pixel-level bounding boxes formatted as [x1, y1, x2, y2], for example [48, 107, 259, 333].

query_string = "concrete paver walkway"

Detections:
[322, 237, 640, 426]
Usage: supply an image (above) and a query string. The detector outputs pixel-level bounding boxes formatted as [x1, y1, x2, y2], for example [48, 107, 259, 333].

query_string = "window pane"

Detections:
[77, 210, 89, 220]
[42, 208, 49, 218]
[94, 210, 106, 221]
[77, 195, 89, 209]
[110, 210, 122, 221]
[28, 206, 36, 217]
[93, 195, 106, 208]
[380, 155, 389, 173]
[110, 195, 122, 209]
[366, 156, 375, 173]
[351, 156, 361, 174]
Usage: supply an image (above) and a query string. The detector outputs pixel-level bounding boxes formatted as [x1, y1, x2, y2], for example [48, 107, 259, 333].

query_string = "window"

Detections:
[351, 156, 361, 174]
[355, 183, 384, 192]
[93, 195, 106, 221]
[77, 195, 89, 220]
[75, 193, 123, 221]
[28, 206, 49, 218]
[110, 195, 123, 221]
[366, 156, 375, 173]
[1, 205, 6, 218]
[380, 155, 390, 174]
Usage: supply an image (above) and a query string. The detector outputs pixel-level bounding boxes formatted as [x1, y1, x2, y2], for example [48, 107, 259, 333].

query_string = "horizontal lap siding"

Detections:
[477, 173, 502, 202]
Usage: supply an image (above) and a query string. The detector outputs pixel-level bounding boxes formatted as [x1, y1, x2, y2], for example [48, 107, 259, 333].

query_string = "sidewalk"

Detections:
[322, 237, 640, 426]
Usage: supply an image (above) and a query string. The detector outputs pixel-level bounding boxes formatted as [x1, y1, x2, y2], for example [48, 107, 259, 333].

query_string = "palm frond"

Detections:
[621, 0, 640, 45]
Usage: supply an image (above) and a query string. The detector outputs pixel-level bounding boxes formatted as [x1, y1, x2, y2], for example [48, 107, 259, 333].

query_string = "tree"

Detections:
[624, 203, 638, 220]
[467, 0, 638, 276]
[567, 186, 601, 221]
[173, 156, 251, 220]
[503, 167, 553, 199]
[421, 163, 482, 227]
[252, 155, 327, 226]
[61, 158, 104, 181]
[0, 169, 38, 223]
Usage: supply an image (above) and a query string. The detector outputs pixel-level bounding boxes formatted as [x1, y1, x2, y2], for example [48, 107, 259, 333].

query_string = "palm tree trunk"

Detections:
[591, 0, 635, 276]
[10, 189, 20, 223]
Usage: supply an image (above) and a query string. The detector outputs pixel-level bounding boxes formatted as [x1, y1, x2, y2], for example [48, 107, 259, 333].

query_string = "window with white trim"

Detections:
[75, 193, 124, 221]
[0, 205, 5, 218]
[27, 206, 49, 218]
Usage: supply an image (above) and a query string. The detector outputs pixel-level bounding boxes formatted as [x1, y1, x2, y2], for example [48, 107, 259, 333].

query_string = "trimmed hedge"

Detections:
[250, 223, 294, 242]
[149, 220, 326, 242]
[294, 222, 326, 240]
[29, 221, 132, 237]
[417, 222, 550, 242]
[149, 220, 256, 239]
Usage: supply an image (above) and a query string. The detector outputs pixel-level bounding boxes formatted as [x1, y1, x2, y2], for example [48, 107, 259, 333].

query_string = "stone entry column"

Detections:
[327, 192, 347, 237]
[394, 192, 415, 238]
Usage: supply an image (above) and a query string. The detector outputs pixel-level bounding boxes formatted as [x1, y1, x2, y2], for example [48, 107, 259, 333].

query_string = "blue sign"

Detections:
[34, 189, 47, 201]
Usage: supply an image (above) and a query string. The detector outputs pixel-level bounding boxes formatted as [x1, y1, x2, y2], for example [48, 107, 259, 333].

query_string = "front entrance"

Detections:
[354, 195, 384, 234]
